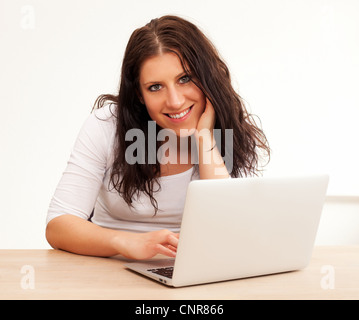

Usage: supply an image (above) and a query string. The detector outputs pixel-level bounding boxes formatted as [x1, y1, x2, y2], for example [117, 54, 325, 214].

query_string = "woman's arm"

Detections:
[196, 98, 230, 179]
[46, 214, 179, 259]
[196, 130, 229, 179]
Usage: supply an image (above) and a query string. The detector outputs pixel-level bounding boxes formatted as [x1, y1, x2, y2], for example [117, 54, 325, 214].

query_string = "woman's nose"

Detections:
[166, 86, 185, 110]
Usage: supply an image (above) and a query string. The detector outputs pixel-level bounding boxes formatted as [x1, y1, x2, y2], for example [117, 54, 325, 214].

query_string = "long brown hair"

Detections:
[94, 15, 270, 213]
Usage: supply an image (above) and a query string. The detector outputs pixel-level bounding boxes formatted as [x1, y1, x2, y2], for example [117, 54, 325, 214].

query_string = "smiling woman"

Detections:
[139, 52, 206, 136]
[101, 16, 270, 208]
[45, 15, 270, 260]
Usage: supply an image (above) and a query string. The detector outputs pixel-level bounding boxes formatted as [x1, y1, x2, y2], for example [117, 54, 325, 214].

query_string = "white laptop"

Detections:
[125, 174, 329, 287]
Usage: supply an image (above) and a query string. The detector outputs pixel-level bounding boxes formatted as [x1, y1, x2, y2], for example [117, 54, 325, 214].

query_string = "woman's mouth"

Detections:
[166, 106, 193, 121]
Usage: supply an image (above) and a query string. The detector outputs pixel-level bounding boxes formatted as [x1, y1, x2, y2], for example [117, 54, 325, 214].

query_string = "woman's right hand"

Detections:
[46, 215, 179, 260]
[116, 229, 179, 260]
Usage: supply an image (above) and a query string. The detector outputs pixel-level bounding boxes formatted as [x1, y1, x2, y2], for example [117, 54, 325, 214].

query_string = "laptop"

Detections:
[125, 174, 329, 287]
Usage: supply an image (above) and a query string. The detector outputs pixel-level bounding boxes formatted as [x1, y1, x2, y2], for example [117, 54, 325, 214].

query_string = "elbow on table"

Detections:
[45, 219, 59, 250]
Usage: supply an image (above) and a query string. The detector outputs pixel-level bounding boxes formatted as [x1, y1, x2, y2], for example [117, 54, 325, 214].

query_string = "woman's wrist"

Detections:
[195, 129, 229, 179]
[195, 128, 215, 152]
[110, 231, 133, 258]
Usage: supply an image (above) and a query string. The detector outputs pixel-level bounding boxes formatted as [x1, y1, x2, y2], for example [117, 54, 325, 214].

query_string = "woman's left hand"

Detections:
[196, 98, 216, 134]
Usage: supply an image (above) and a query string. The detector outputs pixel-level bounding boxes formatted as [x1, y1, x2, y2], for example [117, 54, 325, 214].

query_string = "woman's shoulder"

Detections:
[75, 104, 117, 154]
[92, 103, 117, 123]
[84, 104, 117, 135]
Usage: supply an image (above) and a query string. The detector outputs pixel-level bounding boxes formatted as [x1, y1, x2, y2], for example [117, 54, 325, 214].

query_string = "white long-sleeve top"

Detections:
[46, 105, 199, 233]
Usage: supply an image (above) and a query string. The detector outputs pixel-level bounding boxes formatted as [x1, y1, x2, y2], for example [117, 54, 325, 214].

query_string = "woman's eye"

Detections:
[149, 84, 162, 92]
[179, 75, 191, 84]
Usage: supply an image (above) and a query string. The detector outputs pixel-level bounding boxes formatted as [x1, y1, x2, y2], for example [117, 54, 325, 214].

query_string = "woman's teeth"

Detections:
[167, 107, 191, 119]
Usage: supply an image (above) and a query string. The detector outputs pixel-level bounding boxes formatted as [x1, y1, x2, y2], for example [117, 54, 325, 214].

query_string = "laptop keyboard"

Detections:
[147, 267, 174, 279]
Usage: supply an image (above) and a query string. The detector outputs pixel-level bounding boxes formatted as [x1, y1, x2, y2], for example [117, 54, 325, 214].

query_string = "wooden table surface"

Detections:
[1, 246, 359, 300]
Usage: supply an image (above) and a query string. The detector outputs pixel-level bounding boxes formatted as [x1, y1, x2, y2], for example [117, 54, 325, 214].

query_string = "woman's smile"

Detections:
[166, 105, 193, 121]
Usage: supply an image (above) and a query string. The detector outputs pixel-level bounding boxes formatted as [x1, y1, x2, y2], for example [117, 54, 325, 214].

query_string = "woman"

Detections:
[46, 15, 270, 260]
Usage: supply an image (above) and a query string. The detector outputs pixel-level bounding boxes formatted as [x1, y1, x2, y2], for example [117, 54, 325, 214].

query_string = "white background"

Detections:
[1, 0, 358, 249]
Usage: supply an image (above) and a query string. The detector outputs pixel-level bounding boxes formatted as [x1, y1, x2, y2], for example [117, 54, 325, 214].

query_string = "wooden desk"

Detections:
[1, 246, 358, 300]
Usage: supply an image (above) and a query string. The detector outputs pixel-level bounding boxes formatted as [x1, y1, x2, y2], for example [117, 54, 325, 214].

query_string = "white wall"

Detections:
[1, 0, 358, 249]
[317, 197, 359, 245]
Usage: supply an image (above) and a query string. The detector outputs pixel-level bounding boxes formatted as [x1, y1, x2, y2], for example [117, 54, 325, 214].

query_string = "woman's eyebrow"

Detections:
[143, 80, 160, 86]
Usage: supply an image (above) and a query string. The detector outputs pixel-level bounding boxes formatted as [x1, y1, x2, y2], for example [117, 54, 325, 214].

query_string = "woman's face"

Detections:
[139, 52, 206, 136]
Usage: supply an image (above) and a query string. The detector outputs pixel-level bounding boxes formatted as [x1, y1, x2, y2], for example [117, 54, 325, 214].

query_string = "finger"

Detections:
[166, 244, 177, 252]
[205, 97, 214, 111]
[155, 244, 176, 257]
[167, 234, 179, 248]
[203, 98, 216, 124]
